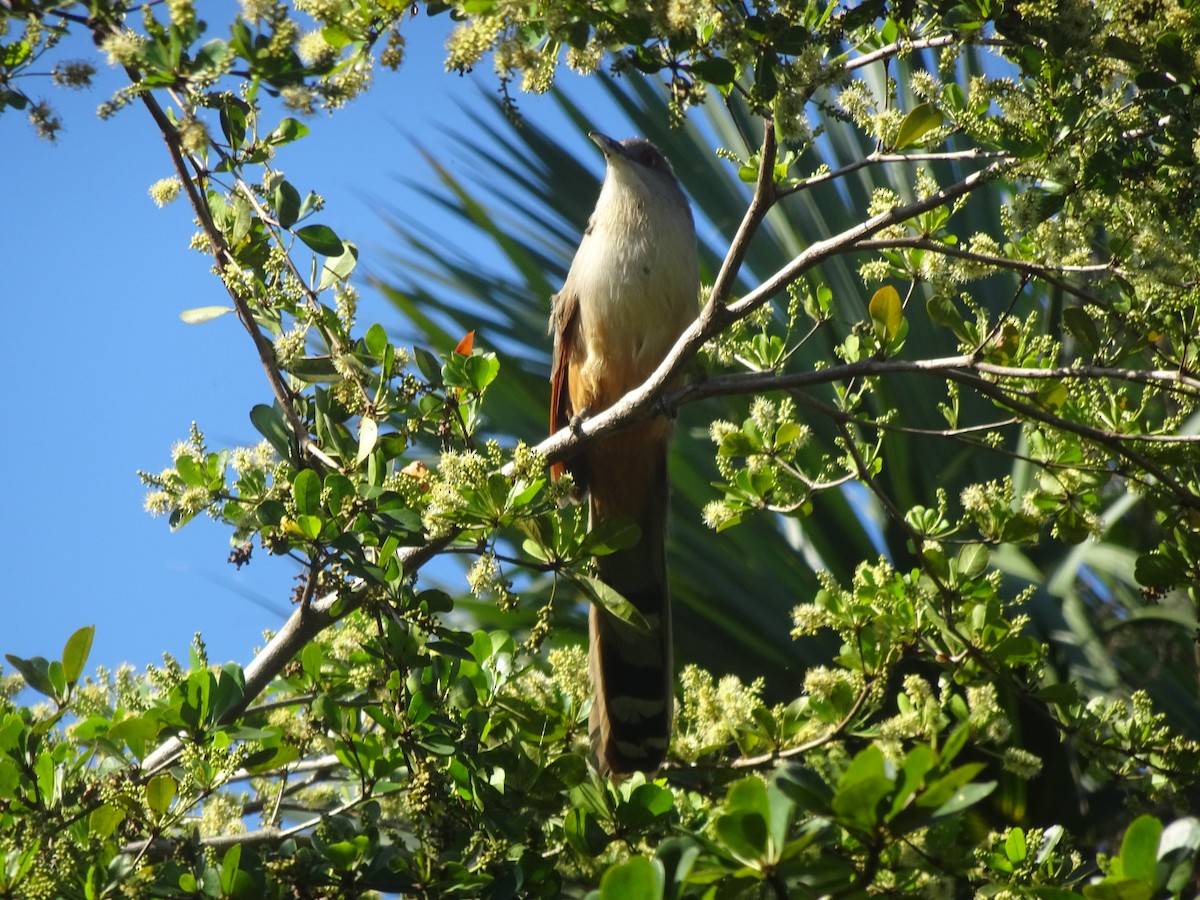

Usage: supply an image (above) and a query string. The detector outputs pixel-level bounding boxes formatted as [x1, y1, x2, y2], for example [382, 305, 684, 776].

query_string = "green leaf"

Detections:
[46, 660, 67, 699]
[1159, 817, 1200, 893]
[925, 780, 995, 820]
[4, 654, 55, 698]
[219, 101, 246, 150]
[365, 323, 389, 358]
[926, 292, 968, 337]
[617, 782, 675, 830]
[1118, 815, 1163, 884]
[773, 764, 834, 813]
[690, 57, 737, 86]
[755, 49, 779, 101]
[324, 474, 354, 516]
[1006, 827, 1028, 862]
[1134, 551, 1181, 588]
[657, 837, 701, 893]
[61, 625, 94, 685]
[1034, 682, 1080, 705]
[465, 353, 500, 391]
[565, 808, 611, 856]
[715, 777, 773, 863]
[1062, 305, 1100, 353]
[414, 346, 443, 386]
[293, 468, 321, 516]
[832, 745, 894, 831]
[599, 856, 664, 900]
[325, 840, 362, 870]
[318, 241, 359, 291]
[88, 804, 125, 839]
[939, 723, 970, 763]
[294, 514, 323, 540]
[889, 744, 935, 816]
[219, 843, 260, 899]
[832, 773, 894, 832]
[3, 40, 31, 67]
[108, 713, 162, 757]
[895, 102, 944, 149]
[212, 663, 246, 721]
[175, 454, 204, 487]
[443, 350, 500, 392]
[274, 180, 302, 229]
[249, 404, 292, 459]
[296, 224, 344, 256]
[179, 305, 234, 324]
[581, 516, 641, 555]
[957, 543, 989, 579]
[917, 762, 987, 808]
[868, 285, 903, 342]
[194, 38, 229, 70]
[145, 774, 176, 817]
[356, 417, 379, 466]
[267, 117, 310, 146]
[1083, 881, 1154, 900]
[574, 576, 648, 631]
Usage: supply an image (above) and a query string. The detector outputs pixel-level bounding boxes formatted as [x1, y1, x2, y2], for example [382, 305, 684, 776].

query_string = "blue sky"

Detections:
[0, 8, 612, 676]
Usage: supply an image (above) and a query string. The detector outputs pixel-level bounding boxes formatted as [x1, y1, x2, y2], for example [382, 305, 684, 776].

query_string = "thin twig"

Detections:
[844, 35, 1009, 72]
[127, 80, 315, 468]
[671, 356, 1200, 416]
[667, 681, 875, 774]
[707, 115, 779, 311]
[780, 148, 1009, 198]
[856, 236, 1118, 308]
[943, 368, 1200, 510]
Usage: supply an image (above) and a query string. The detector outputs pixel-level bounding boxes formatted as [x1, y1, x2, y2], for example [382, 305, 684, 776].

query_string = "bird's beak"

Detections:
[589, 131, 626, 160]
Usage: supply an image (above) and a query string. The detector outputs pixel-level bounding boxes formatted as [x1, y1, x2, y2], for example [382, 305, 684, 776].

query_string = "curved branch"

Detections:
[709, 116, 779, 309]
[844, 35, 1009, 73]
[780, 148, 1009, 198]
[671, 356, 1200, 417]
[129, 85, 316, 468]
[139, 531, 455, 775]
[664, 680, 875, 775]
[943, 368, 1200, 510]
[855, 236, 1121, 308]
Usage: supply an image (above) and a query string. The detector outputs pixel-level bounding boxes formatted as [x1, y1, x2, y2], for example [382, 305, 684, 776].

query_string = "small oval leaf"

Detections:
[180, 306, 234, 325]
[146, 774, 177, 817]
[296, 224, 344, 256]
[61, 625, 95, 685]
[868, 285, 903, 341]
[895, 101, 945, 149]
[293, 468, 321, 516]
[356, 418, 379, 466]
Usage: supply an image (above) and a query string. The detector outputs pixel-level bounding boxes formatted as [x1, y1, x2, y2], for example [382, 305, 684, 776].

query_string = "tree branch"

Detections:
[109, 55, 331, 472]
[708, 115, 779, 310]
[779, 148, 1009, 198]
[843, 34, 1009, 72]
[943, 368, 1200, 510]
[665, 680, 875, 775]
[855, 236, 1124, 308]
[139, 531, 454, 775]
[671, 356, 1200, 419]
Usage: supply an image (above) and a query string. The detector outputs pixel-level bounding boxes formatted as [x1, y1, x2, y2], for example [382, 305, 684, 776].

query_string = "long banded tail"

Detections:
[586, 433, 673, 777]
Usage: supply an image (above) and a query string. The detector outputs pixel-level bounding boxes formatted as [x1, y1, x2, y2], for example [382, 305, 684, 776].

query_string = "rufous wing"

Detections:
[549, 291, 579, 483]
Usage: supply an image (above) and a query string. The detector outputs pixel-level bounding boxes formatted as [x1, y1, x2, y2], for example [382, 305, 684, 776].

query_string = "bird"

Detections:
[549, 131, 699, 777]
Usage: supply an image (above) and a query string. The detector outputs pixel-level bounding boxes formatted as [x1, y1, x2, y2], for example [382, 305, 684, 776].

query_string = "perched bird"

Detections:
[549, 132, 698, 777]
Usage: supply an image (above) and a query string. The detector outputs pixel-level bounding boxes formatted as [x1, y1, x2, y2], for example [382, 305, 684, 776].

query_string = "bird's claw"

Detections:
[569, 410, 590, 436]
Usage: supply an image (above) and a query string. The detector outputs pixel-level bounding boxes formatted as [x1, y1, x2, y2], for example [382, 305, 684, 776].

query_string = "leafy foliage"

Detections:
[3, 0, 1200, 897]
